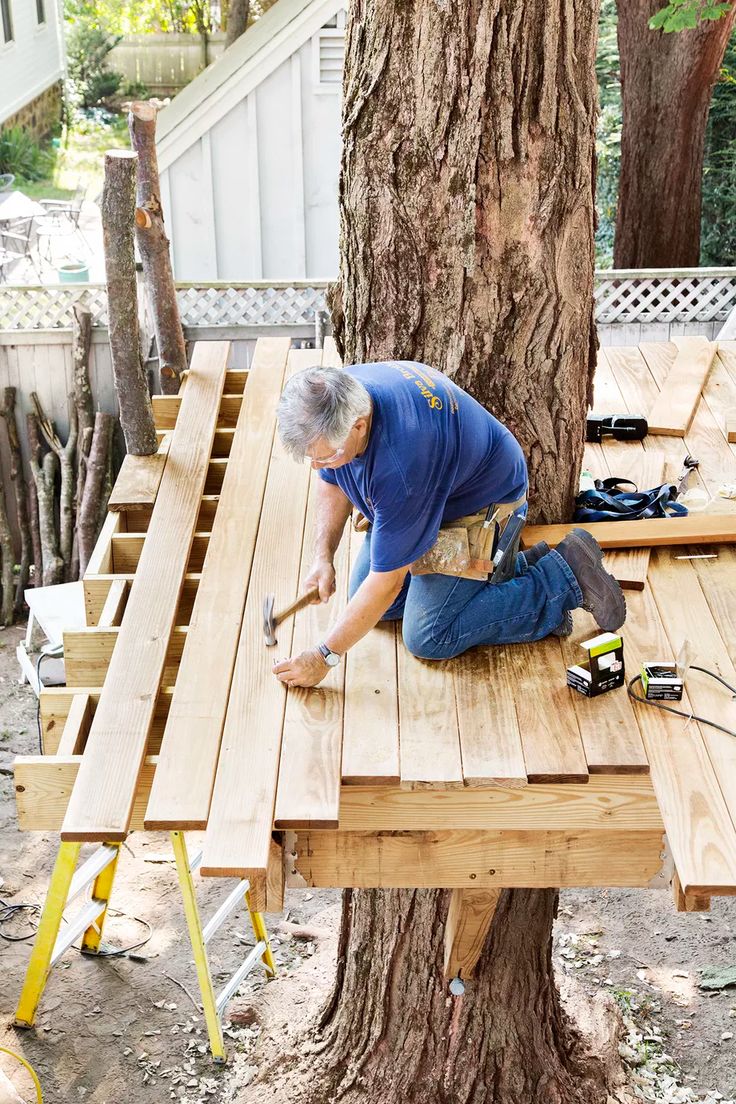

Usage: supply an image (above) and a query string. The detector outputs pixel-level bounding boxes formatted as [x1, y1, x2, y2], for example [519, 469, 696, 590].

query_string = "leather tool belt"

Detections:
[409, 491, 528, 582]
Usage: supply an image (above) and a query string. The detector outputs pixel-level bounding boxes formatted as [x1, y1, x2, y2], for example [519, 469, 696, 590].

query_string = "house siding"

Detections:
[0, 0, 64, 134]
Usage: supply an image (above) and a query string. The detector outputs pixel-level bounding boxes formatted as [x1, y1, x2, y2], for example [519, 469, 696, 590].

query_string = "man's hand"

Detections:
[304, 558, 336, 603]
[272, 647, 329, 688]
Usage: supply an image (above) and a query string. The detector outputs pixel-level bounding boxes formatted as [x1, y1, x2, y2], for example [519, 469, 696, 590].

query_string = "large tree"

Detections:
[252, 1, 622, 1102]
[614, 0, 736, 268]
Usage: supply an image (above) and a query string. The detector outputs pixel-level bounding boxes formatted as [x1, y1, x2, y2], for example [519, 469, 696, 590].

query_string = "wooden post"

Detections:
[672, 872, 711, 914]
[128, 103, 188, 397]
[0, 386, 32, 606]
[78, 412, 115, 577]
[443, 888, 501, 979]
[101, 150, 158, 456]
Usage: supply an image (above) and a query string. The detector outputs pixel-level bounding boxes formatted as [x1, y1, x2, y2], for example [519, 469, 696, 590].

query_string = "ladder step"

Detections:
[51, 898, 105, 965]
[66, 845, 119, 907]
[203, 879, 250, 945]
[215, 940, 266, 1017]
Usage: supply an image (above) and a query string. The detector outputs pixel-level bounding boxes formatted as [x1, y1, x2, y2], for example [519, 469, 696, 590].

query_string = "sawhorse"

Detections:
[14, 831, 275, 1062]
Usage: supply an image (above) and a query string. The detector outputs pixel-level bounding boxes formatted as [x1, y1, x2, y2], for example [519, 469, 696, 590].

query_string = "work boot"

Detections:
[523, 540, 550, 568]
[556, 529, 626, 632]
[550, 610, 574, 638]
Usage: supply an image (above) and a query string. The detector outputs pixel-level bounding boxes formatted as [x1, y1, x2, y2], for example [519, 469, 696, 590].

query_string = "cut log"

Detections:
[26, 413, 63, 587]
[31, 392, 77, 581]
[0, 387, 31, 606]
[78, 413, 115, 576]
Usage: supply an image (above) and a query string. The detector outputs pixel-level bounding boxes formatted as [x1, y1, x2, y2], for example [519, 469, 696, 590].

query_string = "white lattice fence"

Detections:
[2, 272, 736, 331]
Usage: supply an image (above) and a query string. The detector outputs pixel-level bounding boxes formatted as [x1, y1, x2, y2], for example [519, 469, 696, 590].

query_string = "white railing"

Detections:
[2, 270, 736, 332]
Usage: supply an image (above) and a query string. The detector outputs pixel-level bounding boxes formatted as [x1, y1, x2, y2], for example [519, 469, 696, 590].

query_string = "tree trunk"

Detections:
[1, 387, 32, 608]
[78, 412, 114, 577]
[31, 392, 78, 581]
[101, 150, 158, 456]
[225, 0, 250, 47]
[26, 413, 64, 587]
[26, 473, 42, 590]
[128, 103, 188, 396]
[0, 469, 14, 626]
[288, 2, 609, 1102]
[330, 0, 597, 526]
[72, 304, 94, 500]
[614, 1, 736, 268]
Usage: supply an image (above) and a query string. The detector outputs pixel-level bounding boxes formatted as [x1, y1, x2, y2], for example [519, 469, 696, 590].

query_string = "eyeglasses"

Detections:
[309, 445, 345, 469]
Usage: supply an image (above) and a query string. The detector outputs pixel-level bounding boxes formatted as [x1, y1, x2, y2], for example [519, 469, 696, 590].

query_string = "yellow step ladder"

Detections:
[14, 831, 275, 1063]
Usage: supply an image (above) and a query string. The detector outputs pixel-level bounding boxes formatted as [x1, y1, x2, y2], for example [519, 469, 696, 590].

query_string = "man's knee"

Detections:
[402, 619, 459, 661]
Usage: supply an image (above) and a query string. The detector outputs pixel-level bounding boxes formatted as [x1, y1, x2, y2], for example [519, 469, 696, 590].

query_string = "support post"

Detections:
[443, 888, 500, 979]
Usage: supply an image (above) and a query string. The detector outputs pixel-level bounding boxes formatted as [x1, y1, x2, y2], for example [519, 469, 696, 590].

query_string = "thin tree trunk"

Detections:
[1, 387, 32, 609]
[614, 1, 736, 268]
[78, 412, 114, 577]
[26, 472, 42, 589]
[31, 392, 78, 581]
[27, 413, 64, 587]
[72, 304, 94, 501]
[0, 469, 14, 626]
[102, 149, 158, 456]
[270, 2, 609, 1101]
[128, 103, 188, 396]
[225, 0, 250, 47]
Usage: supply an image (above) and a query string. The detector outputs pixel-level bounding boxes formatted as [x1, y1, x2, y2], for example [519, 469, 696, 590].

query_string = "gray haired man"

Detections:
[272, 361, 625, 689]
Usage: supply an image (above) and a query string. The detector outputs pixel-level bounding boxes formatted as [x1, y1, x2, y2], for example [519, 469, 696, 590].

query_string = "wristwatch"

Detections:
[317, 642, 341, 668]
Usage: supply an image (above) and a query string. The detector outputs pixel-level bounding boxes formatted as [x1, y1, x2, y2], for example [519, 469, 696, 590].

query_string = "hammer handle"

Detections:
[274, 586, 321, 627]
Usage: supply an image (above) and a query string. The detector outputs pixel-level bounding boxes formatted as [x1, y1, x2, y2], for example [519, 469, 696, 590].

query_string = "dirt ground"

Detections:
[2, 619, 736, 1104]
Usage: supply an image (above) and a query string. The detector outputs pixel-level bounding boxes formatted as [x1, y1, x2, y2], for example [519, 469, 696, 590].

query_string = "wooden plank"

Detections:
[266, 838, 285, 913]
[453, 647, 527, 787]
[397, 648, 463, 790]
[508, 638, 589, 783]
[673, 872, 711, 913]
[199, 349, 316, 887]
[145, 337, 291, 831]
[84, 511, 122, 577]
[15, 755, 158, 833]
[605, 450, 666, 590]
[152, 392, 243, 430]
[444, 889, 500, 978]
[107, 433, 171, 511]
[63, 625, 188, 688]
[55, 694, 92, 756]
[98, 578, 127, 628]
[727, 415, 736, 444]
[83, 573, 201, 627]
[61, 342, 229, 842]
[111, 531, 210, 573]
[645, 337, 717, 437]
[558, 610, 648, 774]
[11, 765, 664, 833]
[40, 687, 173, 756]
[289, 829, 668, 889]
[273, 475, 350, 830]
[342, 529, 400, 786]
[521, 514, 736, 550]
[623, 585, 736, 894]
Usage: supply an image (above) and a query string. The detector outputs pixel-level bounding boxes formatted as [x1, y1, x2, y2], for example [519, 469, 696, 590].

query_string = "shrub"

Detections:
[0, 126, 55, 181]
[66, 21, 124, 109]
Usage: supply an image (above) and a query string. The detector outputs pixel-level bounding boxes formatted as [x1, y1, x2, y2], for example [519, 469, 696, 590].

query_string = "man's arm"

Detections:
[304, 478, 353, 601]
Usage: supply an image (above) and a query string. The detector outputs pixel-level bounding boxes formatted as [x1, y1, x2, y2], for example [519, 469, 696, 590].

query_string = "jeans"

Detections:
[350, 529, 584, 660]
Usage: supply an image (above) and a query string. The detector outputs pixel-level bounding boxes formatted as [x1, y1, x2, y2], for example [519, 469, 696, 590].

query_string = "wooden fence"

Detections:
[108, 33, 227, 96]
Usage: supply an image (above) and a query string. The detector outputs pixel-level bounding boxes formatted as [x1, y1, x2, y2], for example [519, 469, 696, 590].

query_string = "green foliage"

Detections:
[701, 30, 736, 263]
[649, 0, 732, 32]
[0, 126, 55, 181]
[66, 20, 124, 108]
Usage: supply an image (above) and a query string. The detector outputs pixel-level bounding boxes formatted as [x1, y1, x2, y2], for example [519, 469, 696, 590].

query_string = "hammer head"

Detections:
[262, 593, 277, 646]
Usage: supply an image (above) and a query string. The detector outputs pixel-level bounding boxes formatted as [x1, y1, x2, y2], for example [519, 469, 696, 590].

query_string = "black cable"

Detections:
[0, 898, 41, 941]
[35, 651, 48, 753]
[627, 667, 736, 739]
[80, 911, 153, 958]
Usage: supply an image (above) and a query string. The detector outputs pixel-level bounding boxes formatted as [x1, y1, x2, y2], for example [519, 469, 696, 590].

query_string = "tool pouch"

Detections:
[410, 494, 526, 582]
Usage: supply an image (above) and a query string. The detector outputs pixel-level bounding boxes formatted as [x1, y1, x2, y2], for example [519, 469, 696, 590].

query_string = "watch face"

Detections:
[325, 651, 340, 667]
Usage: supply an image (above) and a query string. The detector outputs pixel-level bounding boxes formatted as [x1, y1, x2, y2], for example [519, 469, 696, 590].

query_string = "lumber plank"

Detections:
[623, 585, 736, 895]
[558, 609, 648, 774]
[266, 838, 285, 913]
[98, 578, 127, 628]
[152, 392, 242, 430]
[521, 514, 736, 550]
[672, 872, 711, 913]
[107, 433, 171, 511]
[63, 625, 188, 688]
[444, 888, 500, 978]
[199, 349, 316, 886]
[397, 647, 463, 790]
[508, 638, 589, 783]
[273, 474, 350, 830]
[83, 572, 201, 627]
[605, 450, 666, 590]
[289, 829, 668, 889]
[604, 344, 660, 415]
[111, 531, 211, 573]
[453, 647, 527, 787]
[60, 342, 229, 841]
[84, 510, 123, 576]
[342, 529, 400, 786]
[145, 337, 291, 831]
[39, 687, 174, 755]
[11, 764, 664, 832]
[15, 755, 158, 833]
[645, 336, 717, 437]
[55, 694, 92, 756]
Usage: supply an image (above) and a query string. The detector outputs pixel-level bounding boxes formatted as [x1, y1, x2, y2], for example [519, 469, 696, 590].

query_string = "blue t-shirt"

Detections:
[320, 361, 528, 572]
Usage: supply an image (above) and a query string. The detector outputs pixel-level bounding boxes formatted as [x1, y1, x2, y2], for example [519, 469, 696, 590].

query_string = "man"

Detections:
[272, 360, 625, 689]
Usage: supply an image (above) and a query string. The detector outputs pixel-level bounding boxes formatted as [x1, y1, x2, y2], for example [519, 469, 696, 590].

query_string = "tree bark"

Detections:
[271, 2, 610, 1102]
[102, 150, 158, 456]
[26, 472, 42, 590]
[0, 469, 14, 626]
[225, 0, 250, 47]
[78, 412, 114, 577]
[31, 392, 78, 581]
[72, 304, 94, 499]
[1, 387, 32, 609]
[26, 413, 64, 587]
[614, 1, 736, 268]
[128, 103, 188, 396]
[330, 0, 597, 526]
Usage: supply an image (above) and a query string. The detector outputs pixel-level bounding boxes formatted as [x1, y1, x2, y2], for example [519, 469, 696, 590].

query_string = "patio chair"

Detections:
[36, 184, 89, 262]
[0, 228, 29, 282]
[0, 173, 14, 191]
[0, 217, 39, 281]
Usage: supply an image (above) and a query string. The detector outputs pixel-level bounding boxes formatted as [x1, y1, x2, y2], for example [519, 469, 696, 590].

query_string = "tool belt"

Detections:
[409, 491, 528, 582]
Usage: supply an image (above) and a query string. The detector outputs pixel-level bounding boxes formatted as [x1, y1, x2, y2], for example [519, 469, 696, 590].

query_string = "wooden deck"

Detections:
[13, 337, 736, 912]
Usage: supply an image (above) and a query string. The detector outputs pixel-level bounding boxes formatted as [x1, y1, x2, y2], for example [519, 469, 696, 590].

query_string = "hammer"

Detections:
[262, 586, 320, 647]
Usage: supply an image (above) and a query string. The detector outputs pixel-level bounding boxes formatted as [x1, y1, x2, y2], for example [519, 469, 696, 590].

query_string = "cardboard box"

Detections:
[641, 662, 683, 701]
[567, 632, 625, 698]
